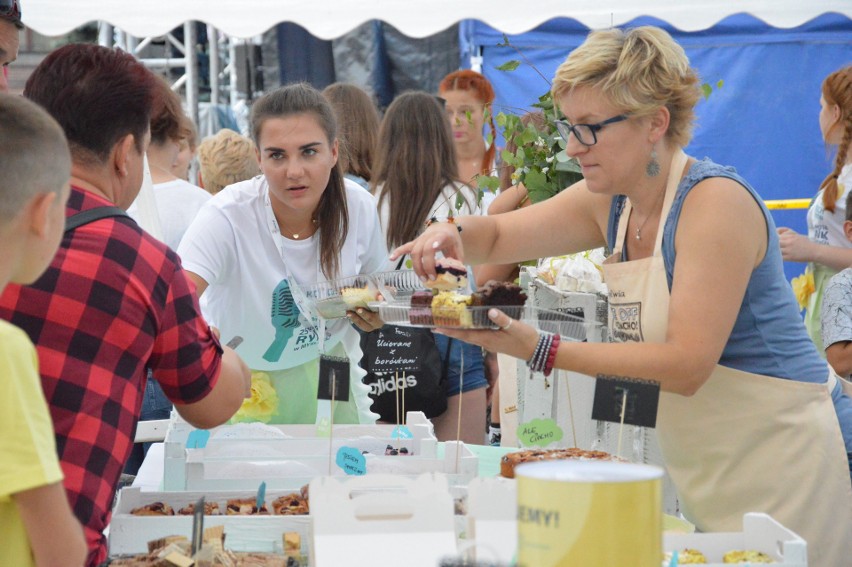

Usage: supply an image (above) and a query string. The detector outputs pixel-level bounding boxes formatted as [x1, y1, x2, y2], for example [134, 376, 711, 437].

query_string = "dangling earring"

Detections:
[646, 147, 661, 177]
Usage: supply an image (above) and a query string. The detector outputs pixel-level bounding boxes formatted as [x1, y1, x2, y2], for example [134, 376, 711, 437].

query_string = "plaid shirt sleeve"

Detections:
[147, 250, 223, 403]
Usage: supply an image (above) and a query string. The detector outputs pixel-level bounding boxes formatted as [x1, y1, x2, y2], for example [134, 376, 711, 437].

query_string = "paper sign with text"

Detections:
[517, 418, 563, 448]
[592, 375, 660, 428]
[318, 355, 350, 402]
[335, 447, 367, 475]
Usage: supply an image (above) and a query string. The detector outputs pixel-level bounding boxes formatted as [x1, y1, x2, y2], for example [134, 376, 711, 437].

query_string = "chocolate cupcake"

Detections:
[470, 280, 527, 326]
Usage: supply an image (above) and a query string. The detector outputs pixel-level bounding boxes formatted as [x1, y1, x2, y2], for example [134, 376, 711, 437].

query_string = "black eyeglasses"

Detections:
[0, 0, 22, 26]
[554, 114, 630, 147]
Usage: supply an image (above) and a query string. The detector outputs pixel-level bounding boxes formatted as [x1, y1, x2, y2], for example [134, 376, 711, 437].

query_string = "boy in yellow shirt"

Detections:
[0, 93, 86, 566]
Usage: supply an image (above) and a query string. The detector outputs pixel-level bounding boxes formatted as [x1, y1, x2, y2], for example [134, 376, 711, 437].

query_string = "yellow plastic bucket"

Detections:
[516, 460, 664, 567]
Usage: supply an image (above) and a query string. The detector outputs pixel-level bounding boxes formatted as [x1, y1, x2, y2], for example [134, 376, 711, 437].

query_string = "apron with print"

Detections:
[601, 151, 852, 566]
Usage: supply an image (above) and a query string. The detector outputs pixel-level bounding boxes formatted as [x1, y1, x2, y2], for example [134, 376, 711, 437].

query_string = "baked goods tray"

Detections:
[295, 274, 377, 320]
[376, 303, 600, 341]
[293, 270, 427, 320]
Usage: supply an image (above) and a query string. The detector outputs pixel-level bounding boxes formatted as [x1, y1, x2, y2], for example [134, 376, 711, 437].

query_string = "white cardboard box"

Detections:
[108, 486, 310, 556]
[664, 513, 807, 566]
[465, 477, 517, 564]
[310, 473, 457, 567]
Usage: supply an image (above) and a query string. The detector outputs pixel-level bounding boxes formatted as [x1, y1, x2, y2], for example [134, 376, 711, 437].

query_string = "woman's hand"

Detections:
[390, 222, 465, 281]
[347, 308, 384, 332]
[434, 309, 540, 362]
[777, 227, 816, 262]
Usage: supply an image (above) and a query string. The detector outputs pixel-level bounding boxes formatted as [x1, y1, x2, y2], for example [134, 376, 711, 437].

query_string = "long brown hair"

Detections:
[322, 83, 380, 183]
[373, 92, 465, 249]
[250, 83, 348, 278]
[439, 69, 497, 176]
[820, 65, 852, 213]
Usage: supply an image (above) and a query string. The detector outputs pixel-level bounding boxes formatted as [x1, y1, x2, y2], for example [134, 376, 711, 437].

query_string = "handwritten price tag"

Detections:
[186, 429, 210, 449]
[517, 418, 563, 448]
[336, 447, 367, 475]
[391, 425, 413, 439]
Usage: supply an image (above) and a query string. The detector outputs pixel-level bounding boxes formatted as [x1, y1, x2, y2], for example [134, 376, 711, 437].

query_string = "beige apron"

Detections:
[602, 151, 852, 565]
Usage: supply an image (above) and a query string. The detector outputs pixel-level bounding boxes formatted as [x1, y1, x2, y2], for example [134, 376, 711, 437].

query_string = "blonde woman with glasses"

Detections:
[394, 27, 852, 565]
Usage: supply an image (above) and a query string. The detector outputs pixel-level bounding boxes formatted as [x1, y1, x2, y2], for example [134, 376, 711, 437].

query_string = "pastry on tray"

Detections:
[500, 447, 627, 479]
[424, 258, 468, 291]
[271, 493, 309, 515]
[470, 280, 527, 325]
[129, 501, 174, 516]
[178, 501, 221, 516]
[408, 290, 435, 325]
[226, 497, 269, 515]
[340, 286, 374, 310]
[431, 291, 473, 327]
[722, 550, 775, 563]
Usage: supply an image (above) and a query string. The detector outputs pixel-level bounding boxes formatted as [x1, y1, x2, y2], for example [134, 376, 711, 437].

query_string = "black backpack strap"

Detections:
[65, 206, 132, 233]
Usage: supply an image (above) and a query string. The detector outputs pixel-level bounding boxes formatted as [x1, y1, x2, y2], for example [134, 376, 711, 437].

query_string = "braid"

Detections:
[820, 66, 852, 213]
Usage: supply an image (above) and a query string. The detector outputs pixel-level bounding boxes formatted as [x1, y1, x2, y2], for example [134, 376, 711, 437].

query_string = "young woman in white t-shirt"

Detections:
[178, 83, 388, 424]
[777, 65, 852, 354]
[373, 91, 488, 445]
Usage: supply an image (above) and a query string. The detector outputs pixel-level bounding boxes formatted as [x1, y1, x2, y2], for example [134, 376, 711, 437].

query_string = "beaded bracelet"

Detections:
[542, 333, 561, 377]
[424, 216, 463, 233]
[526, 333, 548, 371]
[527, 332, 555, 374]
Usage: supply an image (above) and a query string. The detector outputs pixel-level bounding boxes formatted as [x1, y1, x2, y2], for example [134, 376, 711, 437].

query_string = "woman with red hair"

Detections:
[439, 70, 498, 206]
[777, 65, 852, 354]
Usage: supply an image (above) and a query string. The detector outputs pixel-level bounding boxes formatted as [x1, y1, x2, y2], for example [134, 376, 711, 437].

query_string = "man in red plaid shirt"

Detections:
[0, 44, 251, 567]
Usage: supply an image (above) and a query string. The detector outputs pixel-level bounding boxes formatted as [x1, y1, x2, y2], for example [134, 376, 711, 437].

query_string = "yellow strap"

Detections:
[764, 199, 811, 210]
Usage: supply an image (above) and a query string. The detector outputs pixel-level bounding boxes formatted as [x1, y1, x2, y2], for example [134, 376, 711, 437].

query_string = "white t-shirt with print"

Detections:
[178, 176, 390, 371]
[808, 163, 852, 247]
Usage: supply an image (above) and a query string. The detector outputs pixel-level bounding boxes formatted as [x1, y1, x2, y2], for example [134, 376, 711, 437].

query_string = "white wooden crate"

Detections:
[163, 411, 447, 491]
[109, 486, 310, 556]
[664, 513, 807, 566]
[181, 440, 478, 491]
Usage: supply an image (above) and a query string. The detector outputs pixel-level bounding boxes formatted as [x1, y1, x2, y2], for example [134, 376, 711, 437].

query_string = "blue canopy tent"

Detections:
[462, 12, 852, 282]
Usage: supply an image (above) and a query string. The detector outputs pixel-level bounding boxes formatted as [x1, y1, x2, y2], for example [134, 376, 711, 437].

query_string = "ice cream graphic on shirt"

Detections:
[263, 279, 302, 362]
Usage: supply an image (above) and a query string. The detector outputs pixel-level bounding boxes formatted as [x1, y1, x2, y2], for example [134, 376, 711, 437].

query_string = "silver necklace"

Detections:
[633, 187, 666, 241]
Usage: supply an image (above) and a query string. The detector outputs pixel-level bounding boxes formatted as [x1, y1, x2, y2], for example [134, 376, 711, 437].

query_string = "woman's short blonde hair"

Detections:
[197, 128, 260, 194]
[552, 26, 701, 148]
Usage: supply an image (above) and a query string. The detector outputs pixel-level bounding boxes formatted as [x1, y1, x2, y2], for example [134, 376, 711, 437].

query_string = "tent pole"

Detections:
[184, 21, 200, 129]
[208, 26, 220, 108]
[98, 23, 114, 48]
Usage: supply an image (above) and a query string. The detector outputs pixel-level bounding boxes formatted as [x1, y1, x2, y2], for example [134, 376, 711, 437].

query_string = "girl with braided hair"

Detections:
[439, 70, 499, 209]
[778, 65, 852, 354]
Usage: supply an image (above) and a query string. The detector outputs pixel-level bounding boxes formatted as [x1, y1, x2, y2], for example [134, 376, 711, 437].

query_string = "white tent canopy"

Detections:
[22, 0, 852, 39]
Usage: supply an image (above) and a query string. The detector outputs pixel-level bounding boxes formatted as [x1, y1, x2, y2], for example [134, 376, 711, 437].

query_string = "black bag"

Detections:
[360, 324, 452, 421]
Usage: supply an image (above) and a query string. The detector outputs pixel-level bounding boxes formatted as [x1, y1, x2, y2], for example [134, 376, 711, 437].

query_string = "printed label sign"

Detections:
[609, 301, 644, 342]
[517, 418, 564, 448]
[336, 446, 367, 475]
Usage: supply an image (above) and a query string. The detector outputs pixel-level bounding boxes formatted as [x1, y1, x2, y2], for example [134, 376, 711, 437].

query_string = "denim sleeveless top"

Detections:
[607, 159, 827, 382]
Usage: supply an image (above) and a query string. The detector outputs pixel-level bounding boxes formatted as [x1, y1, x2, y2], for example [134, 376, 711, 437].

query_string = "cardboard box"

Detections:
[465, 477, 517, 564]
[310, 473, 457, 567]
[108, 486, 310, 556]
[664, 513, 807, 566]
